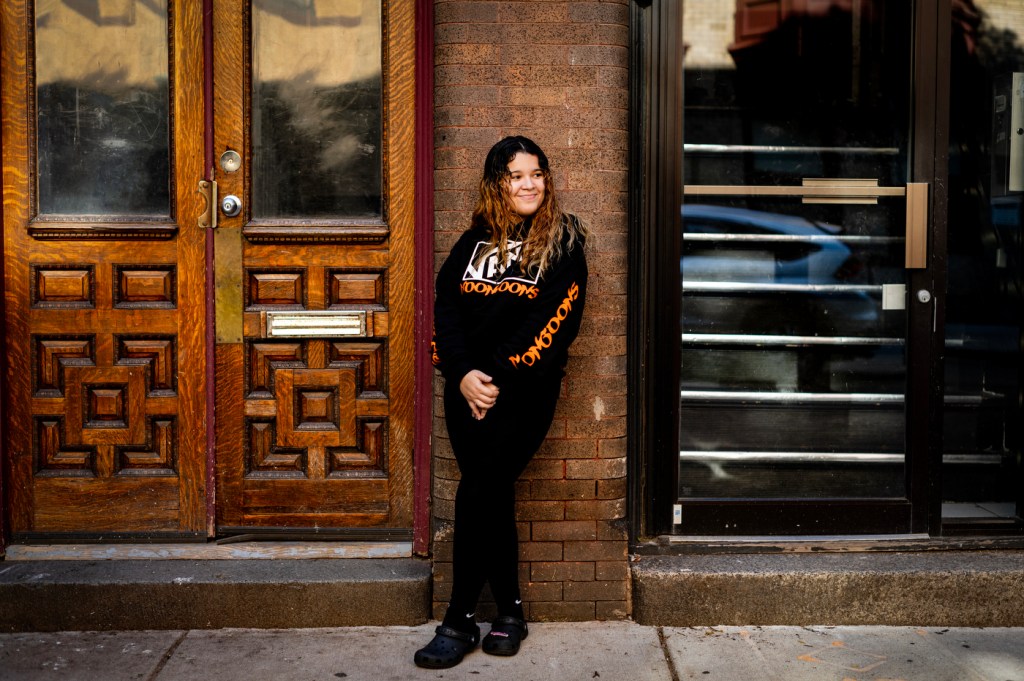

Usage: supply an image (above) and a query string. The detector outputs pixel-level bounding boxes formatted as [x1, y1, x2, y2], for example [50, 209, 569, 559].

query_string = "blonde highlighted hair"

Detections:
[471, 136, 587, 277]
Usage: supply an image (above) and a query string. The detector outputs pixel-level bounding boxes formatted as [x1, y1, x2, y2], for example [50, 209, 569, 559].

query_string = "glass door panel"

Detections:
[251, 0, 382, 218]
[679, 0, 914, 529]
[943, 2, 1023, 527]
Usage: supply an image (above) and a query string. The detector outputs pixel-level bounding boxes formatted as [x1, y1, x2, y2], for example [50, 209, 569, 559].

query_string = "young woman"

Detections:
[414, 136, 588, 669]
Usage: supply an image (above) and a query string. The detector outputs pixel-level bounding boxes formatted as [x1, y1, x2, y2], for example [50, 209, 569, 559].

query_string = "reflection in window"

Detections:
[35, 0, 171, 216]
[683, 0, 910, 186]
[678, 0, 911, 501]
[943, 0, 1024, 521]
[252, 0, 382, 219]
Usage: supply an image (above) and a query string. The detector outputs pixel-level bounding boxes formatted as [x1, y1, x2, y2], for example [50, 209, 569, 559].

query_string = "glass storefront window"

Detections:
[680, 0, 913, 503]
[943, 0, 1024, 523]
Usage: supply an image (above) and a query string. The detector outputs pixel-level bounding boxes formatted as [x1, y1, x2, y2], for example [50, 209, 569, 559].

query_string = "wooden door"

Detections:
[1, 0, 206, 537]
[212, 0, 415, 533]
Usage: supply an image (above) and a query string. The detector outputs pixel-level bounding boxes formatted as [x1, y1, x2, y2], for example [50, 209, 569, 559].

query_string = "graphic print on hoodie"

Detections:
[432, 218, 588, 388]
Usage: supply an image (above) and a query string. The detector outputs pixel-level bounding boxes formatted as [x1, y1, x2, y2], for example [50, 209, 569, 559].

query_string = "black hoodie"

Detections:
[431, 217, 588, 388]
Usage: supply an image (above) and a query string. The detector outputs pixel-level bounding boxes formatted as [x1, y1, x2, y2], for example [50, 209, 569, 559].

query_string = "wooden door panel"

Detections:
[1, 0, 206, 537]
[213, 0, 414, 533]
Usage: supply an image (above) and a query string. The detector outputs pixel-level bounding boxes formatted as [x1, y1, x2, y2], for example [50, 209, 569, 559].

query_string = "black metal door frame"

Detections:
[629, 0, 956, 540]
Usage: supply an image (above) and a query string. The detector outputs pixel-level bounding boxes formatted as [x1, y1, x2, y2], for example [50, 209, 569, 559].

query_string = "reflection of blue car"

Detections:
[682, 204, 864, 284]
[681, 204, 889, 336]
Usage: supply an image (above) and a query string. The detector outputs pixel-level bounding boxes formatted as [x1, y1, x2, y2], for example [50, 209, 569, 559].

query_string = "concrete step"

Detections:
[0, 558, 431, 632]
[632, 550, 1024, 627]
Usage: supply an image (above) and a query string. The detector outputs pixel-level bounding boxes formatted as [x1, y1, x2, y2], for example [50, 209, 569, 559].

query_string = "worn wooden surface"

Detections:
[212, 0, 415, 531]
[1, 0, 206, 537]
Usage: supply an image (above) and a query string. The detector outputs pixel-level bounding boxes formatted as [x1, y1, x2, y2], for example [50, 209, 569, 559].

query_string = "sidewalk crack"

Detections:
[146, 630, 189, 681]
[657, 627, 683, 681]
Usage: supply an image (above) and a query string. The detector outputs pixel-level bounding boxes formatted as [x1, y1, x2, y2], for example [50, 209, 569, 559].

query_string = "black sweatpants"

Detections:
[442, 375, 562, 627]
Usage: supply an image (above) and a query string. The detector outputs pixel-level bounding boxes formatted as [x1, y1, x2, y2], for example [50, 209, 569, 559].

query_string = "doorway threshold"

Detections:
[3, 541, 412, 561]
[635, 533, 1024, 554]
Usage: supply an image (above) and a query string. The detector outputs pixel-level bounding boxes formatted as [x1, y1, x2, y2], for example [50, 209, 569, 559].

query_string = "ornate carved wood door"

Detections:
[1, 0, 207, 537]
[211, 0, 415, 534]
[2, 0, 414, 539]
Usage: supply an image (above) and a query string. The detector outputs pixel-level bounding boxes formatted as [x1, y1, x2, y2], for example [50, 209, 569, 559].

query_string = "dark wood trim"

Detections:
[27, 221, 178, 240]
[0, 34, 7, 554]
[11, 532, 206, 544]
[203, 0, 217, 538]
[242, 223, 389, 244]
[412, 0, 434, 556]
[628, 0, 684, 541]
[214, 527, 413, 541]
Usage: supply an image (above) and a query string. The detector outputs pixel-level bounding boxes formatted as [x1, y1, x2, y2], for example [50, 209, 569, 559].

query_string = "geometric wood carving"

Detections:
[65, 366, 146, 448]
[248, 342, 305, 398]
[35, 416, 97, 477]
[295, 388, 338, 430]
[328, 270, 384, 307]
[34, 336, 96, 397]
[117, 418, 177, 476]
[246, 420, 306, 477]
[243, 366, 365, 480]
[31, 265, 95, 308]
[329, 341, 386, 396]
[328, 417, 387, 478]
[115, 336, 177, 395]
[274, 368, 357, 448]
[30, 333, 178, 480]
[113, 265, 176, 308]
[242, 336, 390, 482]
[83, 383, 128, 429]
[247, 270, 304, 307]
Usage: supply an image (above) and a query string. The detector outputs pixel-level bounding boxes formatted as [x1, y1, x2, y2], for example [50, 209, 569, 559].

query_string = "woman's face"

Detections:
[505, 152, 545, 217]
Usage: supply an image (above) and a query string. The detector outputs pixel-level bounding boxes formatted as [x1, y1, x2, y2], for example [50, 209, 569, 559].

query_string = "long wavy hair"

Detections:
[471, 136, 586, 277]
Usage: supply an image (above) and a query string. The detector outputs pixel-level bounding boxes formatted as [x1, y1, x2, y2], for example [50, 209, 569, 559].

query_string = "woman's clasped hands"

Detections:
[460, 369, 499, 420]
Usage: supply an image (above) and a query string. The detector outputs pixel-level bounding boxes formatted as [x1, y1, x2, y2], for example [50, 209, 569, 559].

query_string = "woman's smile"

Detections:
[506, 152, 546, 217]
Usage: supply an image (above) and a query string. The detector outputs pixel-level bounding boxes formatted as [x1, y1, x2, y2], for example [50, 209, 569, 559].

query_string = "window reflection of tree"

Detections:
[253, 75, 382, 218]
[253, 0, 366, 28]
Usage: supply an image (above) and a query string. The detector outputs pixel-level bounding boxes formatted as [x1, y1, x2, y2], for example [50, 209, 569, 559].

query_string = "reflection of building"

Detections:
[0, 0, 1022, 630]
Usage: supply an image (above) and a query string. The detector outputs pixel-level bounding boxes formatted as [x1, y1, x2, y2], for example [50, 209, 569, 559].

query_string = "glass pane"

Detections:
[35, 0, 171, 216]
[943, 1, 1024, 522]
[252, 0, 382, 218]
[679, 0, 912, 501]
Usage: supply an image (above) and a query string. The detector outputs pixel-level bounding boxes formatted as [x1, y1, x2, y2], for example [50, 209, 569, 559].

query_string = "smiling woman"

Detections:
[418, 136, 588, 669]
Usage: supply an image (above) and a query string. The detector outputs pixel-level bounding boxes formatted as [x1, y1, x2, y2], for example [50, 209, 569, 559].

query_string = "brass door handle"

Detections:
[683, 179, 929, 269]
[904, 183, 928, 269]
[197, 178, 218, 230]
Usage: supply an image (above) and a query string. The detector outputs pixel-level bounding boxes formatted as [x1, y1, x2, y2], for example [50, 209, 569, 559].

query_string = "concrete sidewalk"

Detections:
[0, 622, 1021, 680]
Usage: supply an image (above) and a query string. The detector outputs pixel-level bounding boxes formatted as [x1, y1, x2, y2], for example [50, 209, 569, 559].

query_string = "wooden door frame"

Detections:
[412, 0, 434, 555]
[203, 0, 217, 539]
[0, 50, 7, 553]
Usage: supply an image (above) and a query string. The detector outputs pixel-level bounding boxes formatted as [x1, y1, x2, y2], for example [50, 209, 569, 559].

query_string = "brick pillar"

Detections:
[431, 0, 630, 622]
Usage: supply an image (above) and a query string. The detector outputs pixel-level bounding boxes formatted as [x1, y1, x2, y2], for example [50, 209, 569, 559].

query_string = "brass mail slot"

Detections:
[264, 310, 368, 338]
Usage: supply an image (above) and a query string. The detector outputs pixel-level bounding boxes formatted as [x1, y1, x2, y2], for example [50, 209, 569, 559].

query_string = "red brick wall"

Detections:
[431, 0, 630, 621]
